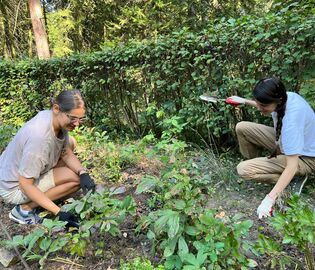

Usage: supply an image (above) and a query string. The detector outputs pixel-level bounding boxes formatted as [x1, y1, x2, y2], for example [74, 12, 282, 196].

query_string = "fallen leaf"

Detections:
[215, 211, 225, 219]
[180, 168, 188, 175]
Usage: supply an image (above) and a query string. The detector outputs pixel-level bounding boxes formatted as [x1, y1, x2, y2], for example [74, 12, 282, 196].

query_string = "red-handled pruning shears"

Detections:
[199, 94, 242, 106]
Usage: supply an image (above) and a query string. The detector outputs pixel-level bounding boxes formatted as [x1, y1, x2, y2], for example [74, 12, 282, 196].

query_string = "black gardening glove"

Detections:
[79, 173, 96, 195]
[58, 211, 80, 228]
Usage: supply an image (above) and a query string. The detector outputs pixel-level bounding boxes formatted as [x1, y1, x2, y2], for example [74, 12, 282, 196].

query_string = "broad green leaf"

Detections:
[136, 176, 159, 194]
[168, 213, 180, 238]
[75, 201, 85, 213]
[178, 236, 189, 258]
[183, 253, 198, 266]
[164, 238, 178, 257]
[39, 237, 52, 251]
[49, 237, 68, 253]
[173, 199, 186, 210]
[185, 226, 199, 236]
[147, 230, 156, 240]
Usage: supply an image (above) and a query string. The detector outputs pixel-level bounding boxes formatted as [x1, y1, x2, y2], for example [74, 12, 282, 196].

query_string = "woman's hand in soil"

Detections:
[79, 173, 96, 194]
[257, 194, 275, 219]
[58, 211, 80, 228]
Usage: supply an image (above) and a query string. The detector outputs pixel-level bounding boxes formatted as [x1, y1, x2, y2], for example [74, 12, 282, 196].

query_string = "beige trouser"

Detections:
[0, 170, 55, 204]
[236, 121, 315, 183]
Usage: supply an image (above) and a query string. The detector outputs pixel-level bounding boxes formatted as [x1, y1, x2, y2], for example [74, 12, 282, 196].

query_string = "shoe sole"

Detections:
[9, 212, 28, 224]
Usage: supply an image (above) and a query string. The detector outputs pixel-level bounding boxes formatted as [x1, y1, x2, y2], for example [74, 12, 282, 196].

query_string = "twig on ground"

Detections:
[49, 256, 84, 267]
[0, 219, 31, 269]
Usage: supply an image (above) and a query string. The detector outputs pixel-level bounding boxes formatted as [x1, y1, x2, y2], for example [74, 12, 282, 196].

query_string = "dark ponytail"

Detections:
[253, 77, 287, 158]
[51, 89, 85, 112]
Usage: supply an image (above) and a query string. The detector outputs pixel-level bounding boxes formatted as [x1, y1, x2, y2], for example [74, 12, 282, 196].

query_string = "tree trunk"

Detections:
[28, 0, 50, 59]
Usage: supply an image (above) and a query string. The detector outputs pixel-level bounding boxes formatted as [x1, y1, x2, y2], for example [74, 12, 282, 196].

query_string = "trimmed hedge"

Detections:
[0, 3, 314, 146]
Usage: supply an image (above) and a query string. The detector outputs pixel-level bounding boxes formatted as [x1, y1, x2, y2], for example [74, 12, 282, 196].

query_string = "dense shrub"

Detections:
[0, 2, 314, 147]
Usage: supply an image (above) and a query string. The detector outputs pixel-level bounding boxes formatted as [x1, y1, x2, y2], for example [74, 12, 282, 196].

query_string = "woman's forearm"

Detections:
[244, 99, 258, 108]
[61, 147, 84, 175]
[268, 155, 299, 200]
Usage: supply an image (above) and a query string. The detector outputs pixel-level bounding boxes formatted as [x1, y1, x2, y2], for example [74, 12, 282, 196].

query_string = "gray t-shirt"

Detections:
[0, 110, 68, 190]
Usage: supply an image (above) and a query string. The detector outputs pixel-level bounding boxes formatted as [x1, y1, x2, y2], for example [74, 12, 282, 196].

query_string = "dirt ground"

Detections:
[0, 163, 314, 270]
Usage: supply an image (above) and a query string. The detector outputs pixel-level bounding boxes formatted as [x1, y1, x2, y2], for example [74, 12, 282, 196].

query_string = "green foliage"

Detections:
[0, 123, 17, 153]
[120, 257, 165, 270]
[47, 9, 75, 57]
[0, 2, 314, 146]
[255, 234, 296, 270]
[136, 153, 256, 269]
[271, 195, 315, 249]
[71, 126, 146, 182]
[64, 190, 136, 237]
[149, 116, 188, 163]
[255, 195, 315, 270]
[271, 195, 315, 269]
[4, 190, 136, 269]
[5, 219, 71, 269]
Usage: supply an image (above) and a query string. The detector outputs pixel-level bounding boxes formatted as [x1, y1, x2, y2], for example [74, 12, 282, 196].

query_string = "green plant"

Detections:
[255, 234, 297, 270]
[119, 257, 165, 270]
[4, 190, 136, 269]
[136, 167, 256, 269]
[271, 195, 315, 270]
[71, 126, 149, 182]
[5, 219, 71, 269]
[255, 195, 315, 270]
[145, 116, 188, 164]
[64, 190, 136, 237]
[181, 211, 256, 270]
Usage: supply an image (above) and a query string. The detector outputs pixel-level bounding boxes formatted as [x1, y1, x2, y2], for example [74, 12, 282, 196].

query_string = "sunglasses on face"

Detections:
[63, 112, 86, 123]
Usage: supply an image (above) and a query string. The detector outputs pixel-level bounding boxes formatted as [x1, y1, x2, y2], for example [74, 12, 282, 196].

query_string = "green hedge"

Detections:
[0, 2, 314, 147]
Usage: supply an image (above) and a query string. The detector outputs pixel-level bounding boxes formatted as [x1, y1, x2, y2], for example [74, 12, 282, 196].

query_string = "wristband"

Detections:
[77, 168, 87, 175]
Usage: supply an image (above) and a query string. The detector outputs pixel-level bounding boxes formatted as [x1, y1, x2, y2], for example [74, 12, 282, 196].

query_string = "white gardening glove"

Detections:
[225, 96, 246, 106]
[257, 194, 275, 219]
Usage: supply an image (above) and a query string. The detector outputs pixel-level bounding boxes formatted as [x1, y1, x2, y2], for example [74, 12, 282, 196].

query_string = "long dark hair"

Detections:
[51, 89, 85, 112]
[253, 77, 287, 158]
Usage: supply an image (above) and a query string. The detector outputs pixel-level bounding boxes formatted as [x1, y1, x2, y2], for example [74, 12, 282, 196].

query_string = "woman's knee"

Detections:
[236, 161, 253, 180]
[53, 167, 80, 185]
[235, 121, 250, 135]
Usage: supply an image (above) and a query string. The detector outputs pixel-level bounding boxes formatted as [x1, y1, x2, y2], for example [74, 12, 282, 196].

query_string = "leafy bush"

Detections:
[71, 126, 148, 182]
[0, 2, 314, 147]
[0, 124, 17, 153]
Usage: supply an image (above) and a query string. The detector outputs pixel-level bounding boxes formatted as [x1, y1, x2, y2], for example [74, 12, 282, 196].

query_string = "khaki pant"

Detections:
[0, 170, 55, 204]
[236, 121, 315, 183]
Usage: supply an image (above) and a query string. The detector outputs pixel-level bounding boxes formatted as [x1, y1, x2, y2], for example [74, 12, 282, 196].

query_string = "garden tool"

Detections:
[199, 94, 244, 106]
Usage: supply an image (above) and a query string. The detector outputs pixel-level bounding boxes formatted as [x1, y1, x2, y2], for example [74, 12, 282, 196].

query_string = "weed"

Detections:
[120, 257, 165, 270]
